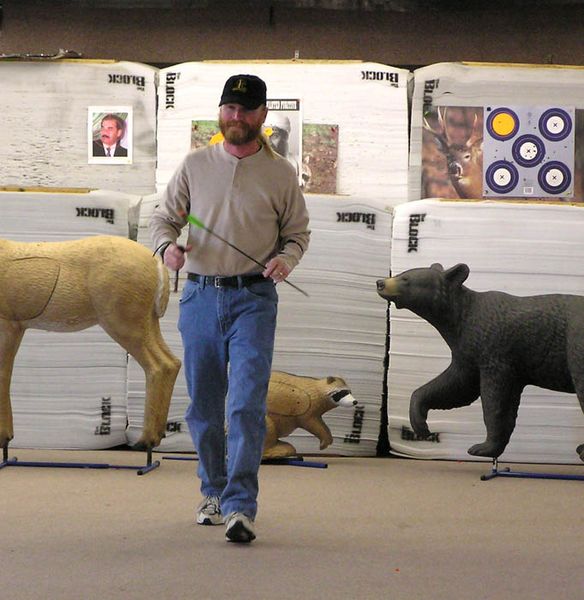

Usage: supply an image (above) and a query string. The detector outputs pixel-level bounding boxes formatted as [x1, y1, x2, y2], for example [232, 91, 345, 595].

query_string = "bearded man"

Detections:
[149, 74, 310, 544]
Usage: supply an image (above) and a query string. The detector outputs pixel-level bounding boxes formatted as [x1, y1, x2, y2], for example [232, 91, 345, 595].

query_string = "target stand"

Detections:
[261, 456, 328, 469]
[162, 454, 328, 469]
[0, 444, 160, 476]
[481, 458, 584, 482]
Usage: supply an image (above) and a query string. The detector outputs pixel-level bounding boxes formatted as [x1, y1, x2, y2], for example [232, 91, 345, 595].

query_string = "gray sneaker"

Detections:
[225, 512, 256, 543]
[196, 495, 222, 526]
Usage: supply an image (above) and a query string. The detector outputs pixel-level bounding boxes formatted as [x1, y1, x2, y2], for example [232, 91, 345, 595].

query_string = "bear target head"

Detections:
[376, 263, 470, 311]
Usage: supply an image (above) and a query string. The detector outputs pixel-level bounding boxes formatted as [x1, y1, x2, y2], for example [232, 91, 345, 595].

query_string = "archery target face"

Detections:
[483, 106, 575, 197]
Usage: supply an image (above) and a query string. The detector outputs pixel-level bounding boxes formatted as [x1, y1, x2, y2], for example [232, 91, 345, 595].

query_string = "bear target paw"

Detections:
[468, 441, 505, 458]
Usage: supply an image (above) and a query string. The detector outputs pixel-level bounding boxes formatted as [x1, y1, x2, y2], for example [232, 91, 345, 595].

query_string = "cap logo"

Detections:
[232, 78, 247, 93]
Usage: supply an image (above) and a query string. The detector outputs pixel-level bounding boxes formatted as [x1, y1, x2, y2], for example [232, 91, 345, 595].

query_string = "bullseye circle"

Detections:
[538, 161, 571, 194]
[538, 108, 572, 141]
[485, 160, 519, 194]
[512, 135, 545, 168]
[486, 107, 519, 141]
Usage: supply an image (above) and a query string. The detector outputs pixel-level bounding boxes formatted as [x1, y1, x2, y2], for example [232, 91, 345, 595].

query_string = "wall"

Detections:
[2, 0, 584, 67]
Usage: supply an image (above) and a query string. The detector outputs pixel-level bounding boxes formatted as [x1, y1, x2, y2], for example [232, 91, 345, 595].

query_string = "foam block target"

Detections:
[483, 105, 575, 198]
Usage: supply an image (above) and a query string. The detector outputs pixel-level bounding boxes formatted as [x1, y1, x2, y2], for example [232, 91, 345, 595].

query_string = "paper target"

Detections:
[483, 105, 575, 197]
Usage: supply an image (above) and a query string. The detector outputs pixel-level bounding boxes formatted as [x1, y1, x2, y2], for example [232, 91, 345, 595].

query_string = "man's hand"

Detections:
[163, 243, 192, 271]
[263, 257, 292, 283]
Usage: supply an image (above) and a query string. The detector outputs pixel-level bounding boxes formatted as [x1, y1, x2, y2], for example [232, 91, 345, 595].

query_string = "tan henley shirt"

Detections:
[150, 142, 310, 276]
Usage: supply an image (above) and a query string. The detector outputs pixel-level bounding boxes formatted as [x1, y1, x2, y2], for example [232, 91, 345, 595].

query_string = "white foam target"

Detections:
[156, 61, 410, 205]
[0, 60, 158, 196]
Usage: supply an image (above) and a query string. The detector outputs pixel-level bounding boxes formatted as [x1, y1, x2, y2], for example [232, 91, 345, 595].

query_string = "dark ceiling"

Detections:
[28, 0, 584, 10]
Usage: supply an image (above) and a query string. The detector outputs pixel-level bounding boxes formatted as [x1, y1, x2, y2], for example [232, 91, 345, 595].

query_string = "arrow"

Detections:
[182, 212, 309, 297]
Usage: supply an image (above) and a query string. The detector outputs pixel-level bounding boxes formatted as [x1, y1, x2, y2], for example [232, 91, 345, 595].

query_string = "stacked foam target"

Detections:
[156, 60, 410, 200]
[270, 195, 392, 456]
[126, 194, 393, 455]
[409, 61, 584, 203]
[0, 59, 158, 196]
[127, 61, 409, 454]
[387, 198, 584, 464]
[0, 189, 138, 449]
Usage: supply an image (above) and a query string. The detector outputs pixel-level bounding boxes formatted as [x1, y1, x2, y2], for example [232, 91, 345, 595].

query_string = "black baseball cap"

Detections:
[219, 74, 267, 110]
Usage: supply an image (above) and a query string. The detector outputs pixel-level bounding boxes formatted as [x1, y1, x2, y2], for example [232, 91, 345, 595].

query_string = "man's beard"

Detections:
[219, 117, 262, 146]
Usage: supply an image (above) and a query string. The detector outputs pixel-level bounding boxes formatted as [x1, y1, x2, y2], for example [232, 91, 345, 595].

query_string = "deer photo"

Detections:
[422, 106, 484, 199]
[0, 236, 181, 451]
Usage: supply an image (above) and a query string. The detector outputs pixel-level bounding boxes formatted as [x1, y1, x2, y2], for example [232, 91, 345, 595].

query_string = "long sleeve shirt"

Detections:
[149, 142, 310, 276]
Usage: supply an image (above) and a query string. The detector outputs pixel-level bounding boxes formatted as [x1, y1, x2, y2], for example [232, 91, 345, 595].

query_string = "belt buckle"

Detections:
[213, 276, 223, 288]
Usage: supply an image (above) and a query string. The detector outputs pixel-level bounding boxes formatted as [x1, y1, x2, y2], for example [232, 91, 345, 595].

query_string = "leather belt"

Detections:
[187, 273, 266, 288]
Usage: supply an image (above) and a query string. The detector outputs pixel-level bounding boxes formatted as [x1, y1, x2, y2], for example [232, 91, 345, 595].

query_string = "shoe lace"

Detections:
[200, 495, 221, 515]
[226, 512, 251, 527]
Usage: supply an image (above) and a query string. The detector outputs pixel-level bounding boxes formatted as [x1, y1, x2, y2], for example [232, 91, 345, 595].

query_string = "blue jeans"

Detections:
[178, 277, 278, 520]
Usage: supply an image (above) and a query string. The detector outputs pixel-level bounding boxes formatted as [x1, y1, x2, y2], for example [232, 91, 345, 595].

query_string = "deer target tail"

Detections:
[154, 258, 170, 318]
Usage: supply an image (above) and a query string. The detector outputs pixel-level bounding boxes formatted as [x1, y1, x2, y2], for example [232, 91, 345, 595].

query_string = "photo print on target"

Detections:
[88, 106, 133, 165]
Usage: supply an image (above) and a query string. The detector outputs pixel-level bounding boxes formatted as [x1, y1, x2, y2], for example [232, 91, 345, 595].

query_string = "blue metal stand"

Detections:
[0, 445, 160, 476]
[481, 458, 584, 482]
[162, 454, 328, 469]
[262, 456, 328, 469]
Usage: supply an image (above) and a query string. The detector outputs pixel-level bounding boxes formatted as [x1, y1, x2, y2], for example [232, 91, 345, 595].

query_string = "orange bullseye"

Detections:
[491, 112, 516, 137]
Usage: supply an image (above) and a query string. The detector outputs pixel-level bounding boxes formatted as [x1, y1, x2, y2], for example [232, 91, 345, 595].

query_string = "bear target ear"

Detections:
[430, 263, 444, 271]
[444, 263, 470, 286]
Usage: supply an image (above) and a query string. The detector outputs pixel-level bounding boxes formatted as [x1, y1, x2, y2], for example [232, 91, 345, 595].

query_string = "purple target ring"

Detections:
[485, 160, 519, 195]
[538, 108, 572, 142]
[538, 161, 572, 195]
[511, 135, 546, 168]
[486, 107, 520, 141]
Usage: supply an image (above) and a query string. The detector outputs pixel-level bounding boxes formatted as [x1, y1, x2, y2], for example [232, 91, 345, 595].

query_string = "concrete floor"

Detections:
[1, 450, 583, 600]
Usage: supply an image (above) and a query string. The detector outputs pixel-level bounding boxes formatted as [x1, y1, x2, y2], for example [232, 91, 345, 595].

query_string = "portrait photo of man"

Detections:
[88, 107, 132, 164]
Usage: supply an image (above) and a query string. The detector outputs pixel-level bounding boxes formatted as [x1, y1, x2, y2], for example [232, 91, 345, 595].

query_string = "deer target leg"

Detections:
[102, 319, 181, 449]
[0, 321, 25, 449]
[467, 370, 523, 459]
[136, 324, 181, 450]
[409, 362, 479, 438]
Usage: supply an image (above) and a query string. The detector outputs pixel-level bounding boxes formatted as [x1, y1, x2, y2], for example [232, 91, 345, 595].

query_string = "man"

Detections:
[149, 74, 310, 544]
[92, 113, 128, 157]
